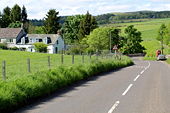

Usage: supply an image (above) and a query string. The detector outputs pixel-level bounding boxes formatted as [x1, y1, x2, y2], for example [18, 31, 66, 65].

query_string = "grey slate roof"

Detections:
[0, 28, 22, 39]
[27, 34, 60, 44]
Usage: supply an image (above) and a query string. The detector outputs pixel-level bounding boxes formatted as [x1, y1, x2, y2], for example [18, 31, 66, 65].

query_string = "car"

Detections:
[157, 54, 167, 61]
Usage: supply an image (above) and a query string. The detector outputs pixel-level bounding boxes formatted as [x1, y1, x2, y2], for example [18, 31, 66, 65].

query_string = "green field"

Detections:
[107, 18, 170, 57]
[0, 50, 94, 81]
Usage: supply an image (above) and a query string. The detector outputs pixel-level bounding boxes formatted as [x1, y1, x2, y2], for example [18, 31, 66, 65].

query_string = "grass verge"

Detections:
[0, 56, 133, 112]
[166, 58, 170, 64]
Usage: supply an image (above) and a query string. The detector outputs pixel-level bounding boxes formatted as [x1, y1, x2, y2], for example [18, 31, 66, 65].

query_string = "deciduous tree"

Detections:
[121, 25, 145, 54]
[62, 15, 84, 44]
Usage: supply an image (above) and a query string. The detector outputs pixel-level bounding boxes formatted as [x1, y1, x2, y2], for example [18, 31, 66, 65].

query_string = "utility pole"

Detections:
[161, 30, 164, 55]
[110, 31, 112, 54]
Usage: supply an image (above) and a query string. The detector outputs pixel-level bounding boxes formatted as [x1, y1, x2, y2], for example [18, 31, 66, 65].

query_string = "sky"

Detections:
[0, 0, 170, 19]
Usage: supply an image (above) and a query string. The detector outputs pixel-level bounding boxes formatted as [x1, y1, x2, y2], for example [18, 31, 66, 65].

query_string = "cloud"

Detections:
[0, 0, 170, 19]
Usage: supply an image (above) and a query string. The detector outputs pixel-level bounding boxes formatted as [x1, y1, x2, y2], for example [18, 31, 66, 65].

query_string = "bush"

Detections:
[33, 42, 47, 53]
[0, 43, 8, 50]
[0, 56, 133, 112]
[9, 47, 19, 50]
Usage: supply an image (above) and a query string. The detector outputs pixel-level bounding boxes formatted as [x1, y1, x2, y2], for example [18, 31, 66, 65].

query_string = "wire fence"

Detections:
[0, 53, 122, 81]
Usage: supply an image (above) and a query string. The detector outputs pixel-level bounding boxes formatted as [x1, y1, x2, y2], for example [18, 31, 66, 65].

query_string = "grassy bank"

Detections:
[166, 58, 170, 64]
[0, 56, 133, 112]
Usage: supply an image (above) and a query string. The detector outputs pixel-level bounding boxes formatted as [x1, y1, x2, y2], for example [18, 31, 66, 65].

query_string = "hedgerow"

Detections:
[0, 56, 133, 112]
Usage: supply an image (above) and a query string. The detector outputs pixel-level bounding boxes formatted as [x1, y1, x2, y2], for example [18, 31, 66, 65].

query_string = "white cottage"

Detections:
[16, 34, 65, 54]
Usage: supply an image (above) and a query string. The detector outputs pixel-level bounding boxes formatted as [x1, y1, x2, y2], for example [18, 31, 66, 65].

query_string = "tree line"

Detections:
[96, 11, 170, 24]
[0, 4, 28, 28]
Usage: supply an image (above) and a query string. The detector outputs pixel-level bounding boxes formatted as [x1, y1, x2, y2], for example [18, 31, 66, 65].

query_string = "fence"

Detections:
[1, 53, 121, 81]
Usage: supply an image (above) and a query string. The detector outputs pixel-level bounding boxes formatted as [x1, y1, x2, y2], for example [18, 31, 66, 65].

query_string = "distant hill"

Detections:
[96, 11, 170, 24]
[30, 11, 170, 26]
[30, 16, 67, 26]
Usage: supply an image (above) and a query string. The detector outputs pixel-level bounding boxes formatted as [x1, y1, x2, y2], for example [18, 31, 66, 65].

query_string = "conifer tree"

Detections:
[78, 11, 98, 40]
[44, 9, 60, 34]
[10, 4, 21, 22]
[2, 6, 11, 27]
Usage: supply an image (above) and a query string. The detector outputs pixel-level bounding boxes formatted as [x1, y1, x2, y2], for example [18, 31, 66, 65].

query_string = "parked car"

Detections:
[157, 54, 167, 60]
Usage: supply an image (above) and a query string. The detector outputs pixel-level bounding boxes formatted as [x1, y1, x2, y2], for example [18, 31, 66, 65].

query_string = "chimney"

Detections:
[57, 30, 61, 35]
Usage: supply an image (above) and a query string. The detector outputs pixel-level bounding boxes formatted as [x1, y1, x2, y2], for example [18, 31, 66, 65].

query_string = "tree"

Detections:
[78, 11, 98, 40]
[21, 5, 27, 23]
[1, 6, 11, 27]
[86, 27, 113, 53]
[10, 4, 21, 22]
[157, 24, 169, 54]
[8, 21, 21, 28]
[62, 15, 84, 44]
[21, 5, 29, 32]
[120, 25, 145, 54]
[0, 12, 2, 27]
[33, 42, 47, 53]
[44, 9, 60, 34]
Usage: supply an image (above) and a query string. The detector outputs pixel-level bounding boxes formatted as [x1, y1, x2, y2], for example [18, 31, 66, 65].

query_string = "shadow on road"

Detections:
[15, 67, 130, 113]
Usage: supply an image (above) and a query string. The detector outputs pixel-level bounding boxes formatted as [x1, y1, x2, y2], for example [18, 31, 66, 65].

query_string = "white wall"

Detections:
[53, 37, 65, 53]
[15, 44, 35, 52]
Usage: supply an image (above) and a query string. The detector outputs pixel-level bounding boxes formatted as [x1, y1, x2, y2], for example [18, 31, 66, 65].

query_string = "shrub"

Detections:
[33, 42, 47, 53]
[9, 47, 19, 50]
[0, 43, 8, 50]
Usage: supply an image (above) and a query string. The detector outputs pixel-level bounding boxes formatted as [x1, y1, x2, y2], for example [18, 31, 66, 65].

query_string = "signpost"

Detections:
[113, 45, 118, 54]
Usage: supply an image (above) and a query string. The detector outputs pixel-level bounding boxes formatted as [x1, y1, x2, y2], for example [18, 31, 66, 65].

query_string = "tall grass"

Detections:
[0, 56, 133, 112]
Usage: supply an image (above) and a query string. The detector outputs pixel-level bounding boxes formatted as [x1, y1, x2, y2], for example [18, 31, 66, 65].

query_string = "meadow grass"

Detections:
[0, 54, 133, 112]
[166, 58, 170, 64]
[0, 50, 95, 81]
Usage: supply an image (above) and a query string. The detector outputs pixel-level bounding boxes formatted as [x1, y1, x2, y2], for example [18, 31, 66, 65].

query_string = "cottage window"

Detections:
[39, 39, 42, 42]
[36, 39, 39, 42]
[7, 39, 13, 43]
[56, 40, 59, 44]
[29, 39, 32, 43]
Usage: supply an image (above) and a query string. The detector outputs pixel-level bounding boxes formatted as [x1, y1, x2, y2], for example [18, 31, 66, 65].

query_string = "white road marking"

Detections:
[108, 61, 151, 113]
[140, 70, 145, 74]
[108, 101, 120, 113]
[134, 74, 140, 81]
[122, 84, 133, 96]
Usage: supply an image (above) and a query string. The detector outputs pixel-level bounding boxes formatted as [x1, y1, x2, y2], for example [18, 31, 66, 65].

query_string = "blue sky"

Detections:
[0, 0, 170, 19]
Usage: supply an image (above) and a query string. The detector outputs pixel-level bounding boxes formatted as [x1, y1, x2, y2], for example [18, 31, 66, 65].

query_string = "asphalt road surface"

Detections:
[16, 57, 170, 113]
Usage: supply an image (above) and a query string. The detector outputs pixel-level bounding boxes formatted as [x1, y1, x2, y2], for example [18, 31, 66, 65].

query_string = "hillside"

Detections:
[107, 18, 170, 58]
[30, 11, 170, 26]
[96, 11, 170, 24]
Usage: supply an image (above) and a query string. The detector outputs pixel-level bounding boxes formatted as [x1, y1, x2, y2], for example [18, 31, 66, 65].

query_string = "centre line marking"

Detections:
[134, 74, 140, 81]
[122, 84, 133, 96]
[108, 101, 120, 113]
[140, 70, 145, 74]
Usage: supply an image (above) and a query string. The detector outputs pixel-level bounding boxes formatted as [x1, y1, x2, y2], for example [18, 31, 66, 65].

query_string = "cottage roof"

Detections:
[0, 28, 22, 39]
[27, 34, 61, 44]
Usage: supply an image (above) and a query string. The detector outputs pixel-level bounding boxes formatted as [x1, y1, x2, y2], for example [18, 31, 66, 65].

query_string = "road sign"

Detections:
[113, 45, 118, 50]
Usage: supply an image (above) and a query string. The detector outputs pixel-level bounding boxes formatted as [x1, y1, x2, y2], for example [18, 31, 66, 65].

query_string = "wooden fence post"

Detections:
[2, 61, 6, 81]
[27, 58, 31, 73]
[72, 54, 74, 64]
[89, 53, 91, 61]
[61, 54, 64, 64]
[48, 56, 50, 69]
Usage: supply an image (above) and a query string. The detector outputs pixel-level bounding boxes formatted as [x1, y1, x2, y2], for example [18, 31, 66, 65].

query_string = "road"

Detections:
[16, 58, 170, 113]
